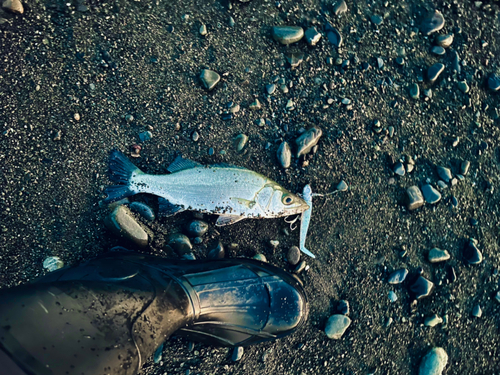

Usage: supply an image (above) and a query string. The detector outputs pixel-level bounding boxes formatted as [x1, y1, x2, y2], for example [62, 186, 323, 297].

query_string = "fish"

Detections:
[299, 184, 315, 258]
[104, 150, 309, 226]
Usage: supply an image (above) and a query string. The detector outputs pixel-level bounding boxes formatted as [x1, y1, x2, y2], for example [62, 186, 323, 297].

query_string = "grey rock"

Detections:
[295, 127, 322, 158]
[488, 74, 500, 91]
[129, 201, 155, 222]
[253, 253, 267, 262]
[294, 260, 306, 274]
[287, 246, 301, 266]
[186, 220, 209, 237]
[423, 88, 433, 98]
[472, 304, 482, 318]
[431, 46, 446, 55]
[388, 291, 398, 302]
[428, 248, 450, 263]
[370, 15, 383, 26]
[435, 34, 453, 48]
[232, 346, 244, 361]
[393, 162, 405, 176]
[409, 83, 420, 99]
[285, 52, 304, 68]
[304, 27, 321, 46]
[460, 160, 470, 175]
[420, 10, 445, 35]
[199, 24, 207, 36]
[377, 57, 384, 69]
[406, 186, 425, 210]
[388, 268, 409, 284]
[427, 63, 445, 84]
[418, 347, 448, 375]
[410, 276, 434, 300]
[326, 24, 342, 48]
[424, 314, 443, 327]
[463, 239, 483, 265]
[271, 26, 304, 45]
[265, 83, 276, 95]
[332, 0, 347, 15]
[234, 134, 248, 153]
[421, 184, 441, 204]
[457, 80, 469, 93]
[139, 131, 153, 142]
[336, 180, 348, 192]
[436, 166, 452, 182]
[2, 0, 23, 14]
[337, 300, 349, 315]
[277, 141, 292, 168]
[249, 99, 261, 110]
[167, 233, 193, 256]
[325, 314, 351, 340]
[199, 69, 220, 91]
[495, 291, 500, 304]
[437, 180, 447, 189]
[191, 131, 200, 142]
[125, 114, 134, 123]
[43, 256, 64, 272]
[207, 242, 225, 259]
[104, 206, 149, 247]
[228, 16, 235, 27]
[450, 50, 461, 74]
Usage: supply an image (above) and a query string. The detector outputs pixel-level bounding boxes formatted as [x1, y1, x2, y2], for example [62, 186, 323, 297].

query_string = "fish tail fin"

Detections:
[103, 150, 144, 203]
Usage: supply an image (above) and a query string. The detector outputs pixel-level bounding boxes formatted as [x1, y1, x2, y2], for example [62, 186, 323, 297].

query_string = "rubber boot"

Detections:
[0, 252, 308, 375]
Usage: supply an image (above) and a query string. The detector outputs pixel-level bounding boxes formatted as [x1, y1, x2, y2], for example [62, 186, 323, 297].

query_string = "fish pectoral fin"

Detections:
[215, 215, 246, 226]
[230, 197, 256, 209]
[167, 155, 203, 173]
[158, 197, 184, 217]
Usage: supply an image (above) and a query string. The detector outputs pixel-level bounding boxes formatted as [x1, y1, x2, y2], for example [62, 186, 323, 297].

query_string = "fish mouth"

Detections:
[285, 202, 310, 216]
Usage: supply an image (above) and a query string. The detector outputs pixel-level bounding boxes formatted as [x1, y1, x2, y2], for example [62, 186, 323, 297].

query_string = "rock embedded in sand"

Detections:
[435, 34, 453, 48]
[418, 347, 448, 375]
[271, 26, 304, 45]
[104, 205, 149, 248]
[427, 63, 445, 84]
[421, 184, 441, 204]
[304, 27, 321, 46]
[199, 69, 220, 91]
[463, 239, 483, 265]
[2, 0, 23, 14]
[428, 248, 450, 263]
[406, 186, 425, 210]
[295, 127, 322, 158]
[410, 276, 434, 300]
[388, 268, 408, 284]
[325, 314, 351, 340]
[277, 141, 291, 169]
[420, 10, 445, 35]
[332, 0, 347, 15]
[488, 74, 500, 91]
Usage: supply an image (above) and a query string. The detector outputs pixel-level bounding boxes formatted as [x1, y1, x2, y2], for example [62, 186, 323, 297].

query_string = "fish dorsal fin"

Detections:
[215, 215, 246, 226]
[167, 155, 203, 173]
[211, 163, 247, 170]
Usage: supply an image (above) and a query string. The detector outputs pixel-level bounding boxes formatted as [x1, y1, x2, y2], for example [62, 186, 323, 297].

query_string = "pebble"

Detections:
[234, 134, 248, 153]
[249, 99, 261, 110]
[435, 34, 453, 48]
[271, 26, 304, 45]
[191, 131, 200, 142]
[495, 292, 500, 304]
[431, 46, 446, 56]
[228, 16, 235, 27]
[428, 248, 450, 263]
[370, 15, 383, 26]
[287, 246, 301, 266]
[388, 269, 408, 284]
[2, 0, 23, 14]
[325, 315, 351, 340]
[199, 69, 220, 91]
[409, 83, 420, 99]
[125, 114, 134, 123]
[139, 131, 153, 142]
[395, 57, 405, 66]
[460, 160, 470, 175]
[421, 184, 441, 204]
[424, 314, 443, 327]
[418, 347, 448, 375]
[406, 186, 425, 210]
[104, 206, 149, 247]
[423, 88, 433, 98]
[377, 57, 384, 69]
[463, 239, 483, 265]
[277, 141, 292, 168]
[199, 24, 207, 36]
[393, 162, 405, 176]
[167, 233, 193, 256]
[285, 52, 304, 68]
[420, 10, 445, 35]
[154, 343, 163, 364]
[472, 304, 482, 318]
[336, 180, 348, 192]
[436, 166, 452, 183]
[232, 346, 244, 362]
[295, 127, 322, 158]
[333, 0, 347, 15]
[337, 300, 349, 315]
[304, 27, 321, 46]
[253, 253, 267, 262]
[186, 220, 209, 237]
[410, 276, 434, 300]
[74, 113, 81, 121]
[457, 80, 469, 93]
[388, 291, 398, 302]
[326, 24, 342, 48]
[427, 63, 445, 84]
[488, 74, 500, 91]
[266, 84, 276, 95]
[294, 260, 306, 274]
[341, 98, 351, 105]
[129, 202, 155, 222]
[207, 242, 225, 259]
[43, 256, 64, 272]
[449, 50, 460, 74]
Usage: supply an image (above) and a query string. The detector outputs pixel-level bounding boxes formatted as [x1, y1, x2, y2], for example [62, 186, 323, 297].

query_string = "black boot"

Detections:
[0, 252, 308, 375]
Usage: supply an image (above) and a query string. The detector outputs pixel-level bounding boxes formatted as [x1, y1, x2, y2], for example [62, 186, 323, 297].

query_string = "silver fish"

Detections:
[104, 150, 309, 226]
[299, 184, 315, 258]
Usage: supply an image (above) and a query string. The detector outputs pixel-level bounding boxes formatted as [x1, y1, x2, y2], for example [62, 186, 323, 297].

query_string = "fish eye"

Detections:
[282, 195, 294, 205]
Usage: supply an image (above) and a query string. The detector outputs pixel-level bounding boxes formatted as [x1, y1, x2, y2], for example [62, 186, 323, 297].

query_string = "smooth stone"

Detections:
[410, 276, 434, 300]
[393, 162, 405, 176]
[428, 248, 450, 263]
[287, 246, 301, 266]
[277, 141, 292, 169]
[419, 348, 448, 375]
[285, 52, 304, 68]
[463, 239, 483, 265]
[460, 160, 470, 175]
[406, 186, 425, 210]
[409, 83, 420, 99]
[199, 69, 220, 91]
[266, 83, 276, 95]
[435, 34, 453, 48]
[427, 63, 445, 84]
[437, 180, 447, 189]
[249, 99, 261, 110]
[495, 291, 500, 304]
[457, 80, 469, 93]
[370, 14, 383, 25]
[420, 10, 445, 35]
[450, 50, 461, 74]
[431, 46, 446, 55]
[43, 256, 64, 272]
[304, 27, 321, 46]
[207, 242, 225, 259]
[270, 240, 279, 248]
[295, 127, 322, 158]
[234, 134, 248, 153]
[139, 131, 153, 142]
[186, 220, 209, 237]
[167, 233, 193, 255]
[333, 0, 347, 15]
[232, 346, 244, 361]
[388, 291, 398, 302]
[325, 24, 342, 48]
[193, 237, 203, 245]
[423, 88, 433, 98]
[421, 184, 441, 204]
[377, 57, 384, 69]
[424, 314, 443, 327]
[472, 304, 482, 318]
[253, 253, 267, 262]
[325, 314, 351, 340]
[199, 24, 207, 36]
[2, 0, 23, 14]
[436, 166, 452, 182]
[271, 26, 304, 45]
[129, 202, 155, 222]
[488, 74, 500, 91]
[337, 300, 349, 315]
[191, 131, 200, 142]
[105, 206, 149, 248]
[388, 268, 409, 284]
[336, 180, 348, 192]
[294, 260, 306, 274]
